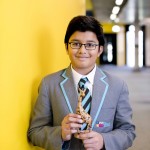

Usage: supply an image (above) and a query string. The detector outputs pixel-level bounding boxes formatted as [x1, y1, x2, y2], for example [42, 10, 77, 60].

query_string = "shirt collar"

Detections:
[71, 65, 96, 86]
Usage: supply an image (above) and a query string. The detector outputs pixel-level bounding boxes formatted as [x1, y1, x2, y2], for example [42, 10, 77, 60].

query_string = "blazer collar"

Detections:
[60, 66, 78, 113]
[90, 66, 109, 128]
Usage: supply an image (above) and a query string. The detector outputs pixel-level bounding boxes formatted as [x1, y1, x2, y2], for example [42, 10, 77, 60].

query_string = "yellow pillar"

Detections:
[0, 0, 85, 149]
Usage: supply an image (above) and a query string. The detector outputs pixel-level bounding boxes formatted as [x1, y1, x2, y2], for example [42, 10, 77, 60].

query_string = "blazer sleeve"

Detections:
[101, 81, 136, 150]
[27, 78, 63, 150]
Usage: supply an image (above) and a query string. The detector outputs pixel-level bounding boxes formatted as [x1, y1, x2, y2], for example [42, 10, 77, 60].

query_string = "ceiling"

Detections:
[92, 0, 150, 24]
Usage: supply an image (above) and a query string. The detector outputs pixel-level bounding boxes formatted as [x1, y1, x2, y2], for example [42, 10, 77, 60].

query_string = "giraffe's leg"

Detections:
[86, 124, 92, 132]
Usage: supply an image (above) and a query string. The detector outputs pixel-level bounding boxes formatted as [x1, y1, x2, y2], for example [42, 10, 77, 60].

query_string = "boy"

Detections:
[28, 15, 136, 150]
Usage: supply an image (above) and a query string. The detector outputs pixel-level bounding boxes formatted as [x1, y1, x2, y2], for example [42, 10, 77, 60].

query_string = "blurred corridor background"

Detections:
[102, 65, 150, 150]
[0, 0, 150, 149]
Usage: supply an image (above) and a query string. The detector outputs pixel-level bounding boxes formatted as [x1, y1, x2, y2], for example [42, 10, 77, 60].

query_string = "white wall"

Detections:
[145, 24, 150, 66]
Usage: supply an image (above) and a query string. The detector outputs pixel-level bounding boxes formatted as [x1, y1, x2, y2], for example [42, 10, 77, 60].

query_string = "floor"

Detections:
[101, 65, 150, 150]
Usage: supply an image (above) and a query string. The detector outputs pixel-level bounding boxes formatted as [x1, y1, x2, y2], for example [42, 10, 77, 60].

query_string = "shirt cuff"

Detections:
[62, 141, 70, 150]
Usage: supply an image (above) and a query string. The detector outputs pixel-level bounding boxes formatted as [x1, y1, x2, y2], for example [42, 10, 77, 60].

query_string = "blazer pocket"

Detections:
[94, 108, 116, 132]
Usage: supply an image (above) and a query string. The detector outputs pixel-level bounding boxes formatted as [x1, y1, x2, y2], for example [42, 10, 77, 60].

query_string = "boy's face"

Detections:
[66, 31, 103, 75]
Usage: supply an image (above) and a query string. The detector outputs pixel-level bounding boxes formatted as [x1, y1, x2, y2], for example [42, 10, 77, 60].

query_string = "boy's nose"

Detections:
[78, 45, 87, 53]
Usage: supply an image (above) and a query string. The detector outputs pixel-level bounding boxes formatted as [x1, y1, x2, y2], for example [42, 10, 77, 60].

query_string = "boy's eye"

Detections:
[72, 42, 80, 46]
[86, 43, 94, 47]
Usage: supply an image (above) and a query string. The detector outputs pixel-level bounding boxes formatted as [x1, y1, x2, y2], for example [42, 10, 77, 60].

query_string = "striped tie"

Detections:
[78, 77, 92, 130]
[78, 77, 92, 114]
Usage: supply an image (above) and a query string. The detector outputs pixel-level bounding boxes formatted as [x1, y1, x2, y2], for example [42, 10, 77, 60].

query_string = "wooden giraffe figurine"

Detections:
[76, 88, 92, 133]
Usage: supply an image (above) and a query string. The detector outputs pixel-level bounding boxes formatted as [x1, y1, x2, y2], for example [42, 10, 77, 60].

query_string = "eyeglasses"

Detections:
[68, 42, 99, 50]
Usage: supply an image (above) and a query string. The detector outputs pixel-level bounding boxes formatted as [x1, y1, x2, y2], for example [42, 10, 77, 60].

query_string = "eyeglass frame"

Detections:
[68, 42, 99, 50]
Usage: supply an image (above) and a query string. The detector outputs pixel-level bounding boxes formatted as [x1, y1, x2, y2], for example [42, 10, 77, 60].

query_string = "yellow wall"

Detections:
[102, 23, 114, 33]
[86, 0, 93, 10]
[0, 0, 85, 149]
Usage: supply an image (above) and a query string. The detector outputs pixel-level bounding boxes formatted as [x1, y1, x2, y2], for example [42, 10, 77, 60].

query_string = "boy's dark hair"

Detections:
[64, 15, 105, 48]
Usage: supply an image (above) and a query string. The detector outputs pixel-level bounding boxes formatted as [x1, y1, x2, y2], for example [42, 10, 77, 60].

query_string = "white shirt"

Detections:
[71, 65, 96, 95]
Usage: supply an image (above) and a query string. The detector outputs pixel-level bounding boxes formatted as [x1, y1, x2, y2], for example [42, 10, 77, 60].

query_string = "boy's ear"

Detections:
[65, 43, 67, 49]
[65, 43, 69, 54]
[100, 46, 103, 53]
[98, 46, 103, 57]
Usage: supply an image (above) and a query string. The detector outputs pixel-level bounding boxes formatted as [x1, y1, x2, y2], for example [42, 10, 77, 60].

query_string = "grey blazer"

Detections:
[28, 66, 136, 150]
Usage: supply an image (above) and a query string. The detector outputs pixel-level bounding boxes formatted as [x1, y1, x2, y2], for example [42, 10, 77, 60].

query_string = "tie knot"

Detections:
[78, 77, 88, 89]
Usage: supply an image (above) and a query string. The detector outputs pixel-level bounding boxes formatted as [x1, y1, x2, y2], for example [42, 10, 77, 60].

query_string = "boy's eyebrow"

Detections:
[69, 39, 80, 42]
[86, 40, 97, 43]
[69, 39, 97, 43]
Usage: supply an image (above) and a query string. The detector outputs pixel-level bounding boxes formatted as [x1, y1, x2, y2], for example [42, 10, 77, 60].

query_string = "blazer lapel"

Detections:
[59, 66, 109, 128]
[60, 66, 78, 113]
[90, 67, 109, 129]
